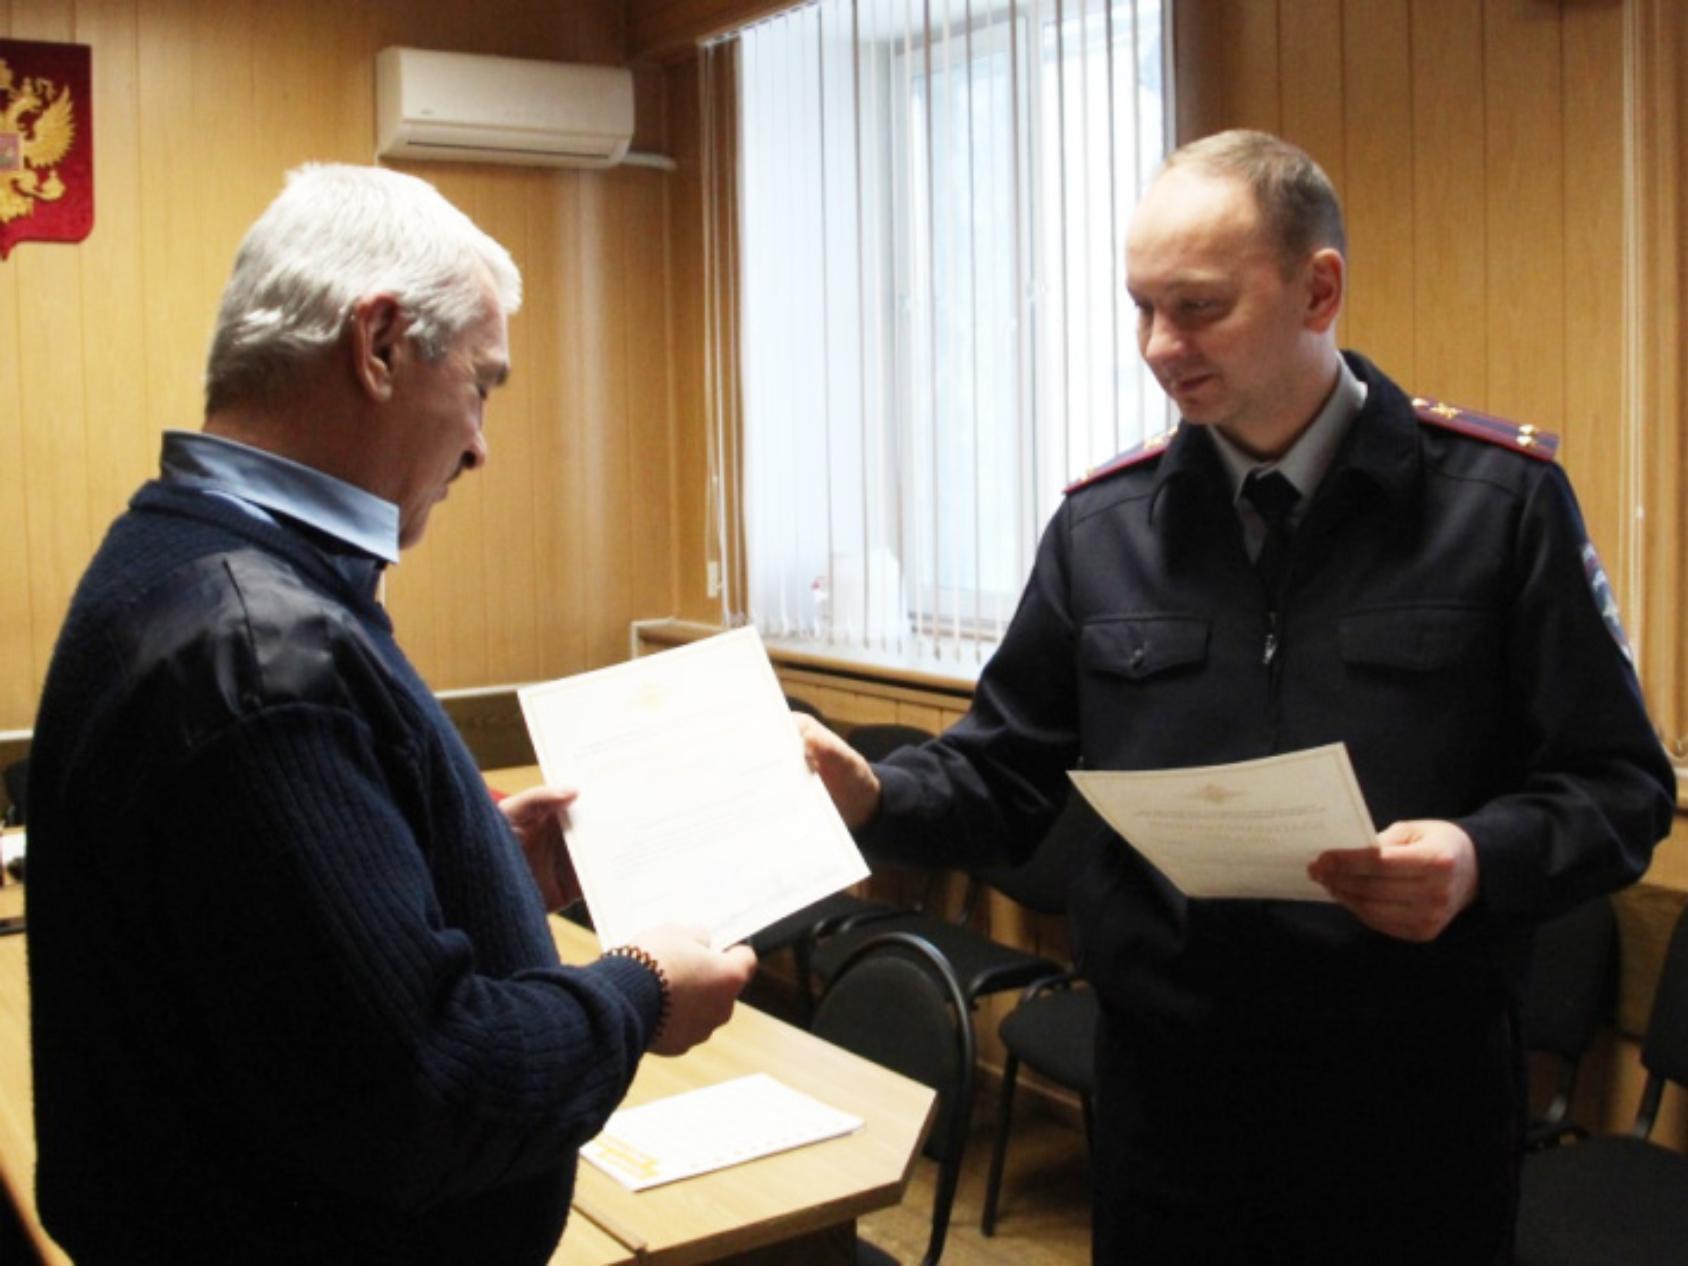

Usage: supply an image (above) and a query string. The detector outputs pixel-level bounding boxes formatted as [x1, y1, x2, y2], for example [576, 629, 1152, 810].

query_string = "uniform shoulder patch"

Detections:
[1583, 542, 1635, 663]
[1064, 425, 1180, 495]
[1410, 396, 1559, 462]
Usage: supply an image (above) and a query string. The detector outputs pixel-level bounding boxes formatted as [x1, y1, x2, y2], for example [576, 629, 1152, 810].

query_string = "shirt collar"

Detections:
[159, 430, 401, 565]
[1209, 356, 1368, 510]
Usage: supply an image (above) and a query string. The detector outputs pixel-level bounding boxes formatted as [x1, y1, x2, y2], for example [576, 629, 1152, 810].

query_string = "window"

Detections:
[706, 0, 1170, 668]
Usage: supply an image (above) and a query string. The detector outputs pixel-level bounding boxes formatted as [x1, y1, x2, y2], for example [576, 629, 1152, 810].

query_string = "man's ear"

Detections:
[347, 294, 410, 403]
[1304, 248, 1344, 334]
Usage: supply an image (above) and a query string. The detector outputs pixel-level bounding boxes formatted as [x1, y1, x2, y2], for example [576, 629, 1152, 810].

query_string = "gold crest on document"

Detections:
[0, 55, 75, 225]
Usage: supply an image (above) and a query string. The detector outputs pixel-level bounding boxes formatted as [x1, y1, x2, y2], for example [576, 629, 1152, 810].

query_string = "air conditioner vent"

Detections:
[376, 47, 634, 170]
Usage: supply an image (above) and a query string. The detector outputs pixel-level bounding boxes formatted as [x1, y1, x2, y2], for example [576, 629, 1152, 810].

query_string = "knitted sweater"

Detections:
[27, 482, 662, 1265]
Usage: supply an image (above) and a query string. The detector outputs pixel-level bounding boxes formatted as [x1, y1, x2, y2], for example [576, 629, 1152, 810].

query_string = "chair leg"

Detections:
[925, 1153, 962, 1266]
[981, 1052, 1021, 1236]
[795, 939, 817, 1026]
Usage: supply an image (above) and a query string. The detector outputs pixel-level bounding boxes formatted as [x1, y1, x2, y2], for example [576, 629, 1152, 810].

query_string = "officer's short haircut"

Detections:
[1163, 129, 1347, 274]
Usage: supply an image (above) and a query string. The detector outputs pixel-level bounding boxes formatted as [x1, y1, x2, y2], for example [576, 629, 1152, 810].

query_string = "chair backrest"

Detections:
[1523, 896, 1618, 1060]
[845, 722, 935, 763]
[844, 724, 941, 910]
[784, 694, 826, 722]
[976, 791, 1108, 917]
[812, 931, 975, 1266]
[1637, 901, 1688, 1134]
[1, 758, 26, 828]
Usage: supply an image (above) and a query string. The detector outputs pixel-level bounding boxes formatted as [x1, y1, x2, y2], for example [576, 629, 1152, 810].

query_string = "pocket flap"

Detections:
[1080, 616, 1210, 680]
[1338, 606, 1496, 672]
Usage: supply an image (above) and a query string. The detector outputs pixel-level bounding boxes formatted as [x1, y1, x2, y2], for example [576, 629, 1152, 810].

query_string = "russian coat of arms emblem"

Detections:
[0, 40, 93, 260]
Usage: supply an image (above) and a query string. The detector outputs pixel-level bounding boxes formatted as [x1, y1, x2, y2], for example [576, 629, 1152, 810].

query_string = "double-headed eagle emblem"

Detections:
[0, 56, 76, 226]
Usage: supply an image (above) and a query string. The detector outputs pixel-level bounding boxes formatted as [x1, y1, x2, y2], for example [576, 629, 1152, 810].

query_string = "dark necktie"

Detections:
[1242, 468, 1300, 600]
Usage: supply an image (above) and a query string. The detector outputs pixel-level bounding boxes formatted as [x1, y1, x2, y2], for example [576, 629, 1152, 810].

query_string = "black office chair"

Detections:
[753, 724, 940, 1019]
[1, 758, 26, 828]
[812, 931, 976, 1266]
[809, 883, 1060, 1017]
[1522, 896, 1619, 1150]
[808, 758, 1079, 1020]
[977, 795, 1108, 1234]
[806, 723, 1066, 1014]
[1514, 899, 1688, 1265]
[784, 693, 826, 720]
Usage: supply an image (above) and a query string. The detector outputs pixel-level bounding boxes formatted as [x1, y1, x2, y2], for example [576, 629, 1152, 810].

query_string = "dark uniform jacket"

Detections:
[862, 352, 1676, 1263]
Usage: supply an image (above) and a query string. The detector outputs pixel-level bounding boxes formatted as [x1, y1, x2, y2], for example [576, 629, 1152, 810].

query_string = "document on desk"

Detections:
[582, 1073, 863, 1191]
[1068, 743, 1376, 902]
[517, 626, 869, 950]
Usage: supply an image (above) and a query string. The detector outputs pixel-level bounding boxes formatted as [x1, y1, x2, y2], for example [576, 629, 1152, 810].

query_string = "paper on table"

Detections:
[581, 1073, 863, 1191]
[1068, 743, 1376, 901]
[517, 626, 869, 949]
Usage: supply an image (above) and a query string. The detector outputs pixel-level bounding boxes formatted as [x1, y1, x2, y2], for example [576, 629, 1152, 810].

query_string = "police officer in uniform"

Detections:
[799, 130, 1675, 1263]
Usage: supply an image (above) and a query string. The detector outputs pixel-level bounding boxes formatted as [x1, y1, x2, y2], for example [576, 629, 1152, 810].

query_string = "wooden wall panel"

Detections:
[579, 171, 635, 670]
[11, 2, 90, 747]
[1410, 0, 1487, 405]
[1338, 0, 1415, 380]
[0, 0, 685, 730]
[75, 0, 145, 551]
[533, 175, 594, 676]
[625, 167, 682, 623]
[0, 215, 27, 731]
[1223, 0, 1280, 134]
[1634, 0, 1688, 768]
[1276, 0, 1344, 195]
[477, 169, 544, 680]
[665, 54, 723, 623]
[134, 0, 208, 445]
[1560, 2, 1626, 572]
[1483, 0, 1564, 432]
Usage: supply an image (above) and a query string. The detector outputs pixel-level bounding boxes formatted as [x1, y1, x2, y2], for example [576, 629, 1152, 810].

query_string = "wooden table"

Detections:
[0, 879, 62, 1266]
[490, 765, 937, 1265]
[0, 809, 933, 1266]
[551, 919, 934, 1266]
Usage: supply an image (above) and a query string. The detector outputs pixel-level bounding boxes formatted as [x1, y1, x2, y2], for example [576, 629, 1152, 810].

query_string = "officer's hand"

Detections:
[1308, 819, 1479, 942]
[795, 713, 881, 829]
[623, 926, 758, 1057]
[498, 785, 582, 911]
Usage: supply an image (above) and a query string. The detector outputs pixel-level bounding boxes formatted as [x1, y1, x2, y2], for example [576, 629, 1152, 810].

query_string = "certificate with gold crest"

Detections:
[1069, 744, 1376, 901]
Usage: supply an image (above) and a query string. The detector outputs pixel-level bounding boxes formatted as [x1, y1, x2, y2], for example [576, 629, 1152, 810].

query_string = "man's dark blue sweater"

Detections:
[27, 482, 664, 1265]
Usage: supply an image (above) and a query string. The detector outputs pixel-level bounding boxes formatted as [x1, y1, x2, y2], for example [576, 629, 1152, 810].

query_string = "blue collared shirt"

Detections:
[158, 430, 400, 597]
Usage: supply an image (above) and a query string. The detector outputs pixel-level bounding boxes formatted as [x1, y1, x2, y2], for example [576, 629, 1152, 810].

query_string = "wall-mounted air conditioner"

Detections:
[375, 47, 633, 169]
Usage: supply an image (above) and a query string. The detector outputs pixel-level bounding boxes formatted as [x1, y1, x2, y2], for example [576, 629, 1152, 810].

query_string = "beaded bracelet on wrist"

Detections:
[604, 944, 672, 1043]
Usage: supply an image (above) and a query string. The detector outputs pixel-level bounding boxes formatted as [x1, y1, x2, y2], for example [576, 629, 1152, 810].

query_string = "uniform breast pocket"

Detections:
[1337, 604, 1501, 678]
[1079, 615, 1210, 680]
[1334, 605, 1507, 815]
[1076, 613, 1218, 772]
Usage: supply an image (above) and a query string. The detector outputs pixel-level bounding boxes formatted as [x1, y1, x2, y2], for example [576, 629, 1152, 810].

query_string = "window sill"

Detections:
[631, 618, 984, 698]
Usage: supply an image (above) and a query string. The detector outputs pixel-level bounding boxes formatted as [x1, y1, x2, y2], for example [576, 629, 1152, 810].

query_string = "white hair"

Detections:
[204, 164, 522, 413]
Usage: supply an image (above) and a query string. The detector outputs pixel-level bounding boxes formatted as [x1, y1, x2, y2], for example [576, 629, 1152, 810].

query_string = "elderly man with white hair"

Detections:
[26, 165, 756, 1266]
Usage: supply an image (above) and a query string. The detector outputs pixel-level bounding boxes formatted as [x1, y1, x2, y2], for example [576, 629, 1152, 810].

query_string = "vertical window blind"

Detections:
[702, 0, 1170, 669]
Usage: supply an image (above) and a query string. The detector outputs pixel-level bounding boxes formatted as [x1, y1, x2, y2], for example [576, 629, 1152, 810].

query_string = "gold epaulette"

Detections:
[1064, 425, 1180, 494]
[1411, 397, 1559, 462]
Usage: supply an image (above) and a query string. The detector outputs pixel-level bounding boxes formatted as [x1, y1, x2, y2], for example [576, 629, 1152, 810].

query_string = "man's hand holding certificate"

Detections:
[518, 628, 869, 950]
[1308, 816, 1480, 942]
